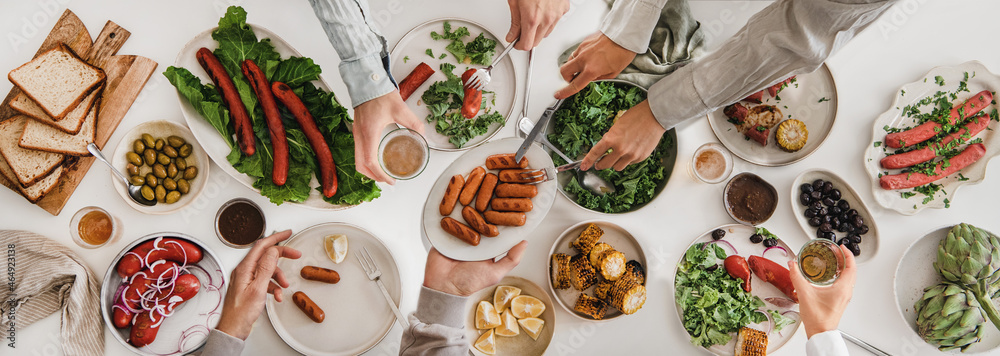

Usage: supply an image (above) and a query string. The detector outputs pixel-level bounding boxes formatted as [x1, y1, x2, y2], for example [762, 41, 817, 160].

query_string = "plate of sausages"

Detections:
[863, 61, 1000, 215]
[422, 137, 557, 261]
[265, 222, 401, 355]
[100, 233, 227, 356]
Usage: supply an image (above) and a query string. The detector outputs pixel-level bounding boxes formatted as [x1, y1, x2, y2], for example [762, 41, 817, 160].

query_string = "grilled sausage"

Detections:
[462, 206, 498, 237]
[459, 167, 486, 206]
[398, 62, 435, 101]
[272, 81, 338, 198]
[483, 211, 526, 226]
[474, 173, 498, 212]
[885, 90, 992, 148]
[491, 198, 533, 212]
[485, 153, 528, 169]
[880, 143, 985, 190]
[461, 69, 482, 118]
[241, 59, 288, 185]
[300, 266, 340, 284]
[494, 183, 537, 198]
[440, 174, 465, 215]
[441, 217, 481, 246]
[880, 113, 989, 169]
[498, 169, 543, 183]
[292, 291, 325, 323]
[196, 48, 255, 156]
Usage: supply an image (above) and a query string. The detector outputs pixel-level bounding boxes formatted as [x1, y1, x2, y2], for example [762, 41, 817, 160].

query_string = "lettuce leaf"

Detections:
[165, 5, 379, 206]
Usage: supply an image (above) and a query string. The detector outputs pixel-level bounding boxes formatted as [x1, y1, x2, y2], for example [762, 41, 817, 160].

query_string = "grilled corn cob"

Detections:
[571, 223, 603, 254]
[588, 242, 613, 268]
[594, 280, 613, 302]
[598, 250, 626, 281]
[609, 277, 646, 315]
[735, 327, 768, 356]
[776, 119, 808, 152]
[574, 294, 608, 320]
[550, 253, 571, 289]
[625, 260, 646, 285]
[569, 254, 597, 290]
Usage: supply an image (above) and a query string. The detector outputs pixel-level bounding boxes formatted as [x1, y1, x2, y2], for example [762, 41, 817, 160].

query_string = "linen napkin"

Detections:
[559, 0, 706, 89]
[0, 230, 104, 356]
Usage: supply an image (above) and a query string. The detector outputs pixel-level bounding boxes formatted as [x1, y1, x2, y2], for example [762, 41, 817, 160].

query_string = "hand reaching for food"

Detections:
[353, 91, 426, 184]
[216, 230, 302, 340]
[787, 244, 857, 338]
[555, 32, 637, 99]
[423, 241, 529, 297]
[506, 0, 570, 50]
[580, 101, 665, 171]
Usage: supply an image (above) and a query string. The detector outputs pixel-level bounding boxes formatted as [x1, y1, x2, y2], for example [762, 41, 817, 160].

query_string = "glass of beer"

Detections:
[70, 206, 120, 248]
[378, 128, 429, 180]
[797, 239, 847, 285]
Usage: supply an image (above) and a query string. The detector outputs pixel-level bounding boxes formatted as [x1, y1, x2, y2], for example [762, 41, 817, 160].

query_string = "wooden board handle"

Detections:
[88, 21, 130, 68]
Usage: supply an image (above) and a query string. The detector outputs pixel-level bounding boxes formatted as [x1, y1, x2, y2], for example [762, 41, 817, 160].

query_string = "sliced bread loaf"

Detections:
[0, 116, 64, 187]
[19, 99, 97, 156]
[8, 43, 105, 120]
[10, 84, 101, 134]
[0, 156, 62, 203]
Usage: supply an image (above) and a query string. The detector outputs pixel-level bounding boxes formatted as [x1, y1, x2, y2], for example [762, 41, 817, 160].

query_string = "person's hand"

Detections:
[506, 0, 570, 51]
[216, 230, 302, 340]
[555, 32, 636, 99]
[579, 101, 665, 171]
[423, 241, 528, 296]
[352, 91, 425, 184]
[788, 245, 858, 338]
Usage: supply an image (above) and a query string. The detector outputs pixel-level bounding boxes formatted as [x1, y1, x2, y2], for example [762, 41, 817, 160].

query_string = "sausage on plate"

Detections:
[460, 69, 482, 118]
[293, 291, 325, 323]
[495, 183, 537, 198]
[196, 48, 255, 156]
[459, 167, 486, 206]
[879, 143, 985, 190]
[241, 59, 288, 185]
[498, 169, 543, 184]
[272, 81, 339, 198]
[441, 217, 481, 246]
[440, 174, 465, 215]
[462, 206, 498, 237]
[398, 62, 435, 101]
[483, 211, 526, 227]
[474, 173, 498, 212]
[485, 153, 528, 169]
[885, 90, 992, 148]
[748, 255, 797, 302]
[880, 114, 990, 169]
[491, 198, 533, 212]
[301, 266, 341, 284]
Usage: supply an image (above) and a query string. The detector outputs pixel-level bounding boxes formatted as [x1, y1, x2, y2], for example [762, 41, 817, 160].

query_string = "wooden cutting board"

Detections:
[0, 9, 158, 216]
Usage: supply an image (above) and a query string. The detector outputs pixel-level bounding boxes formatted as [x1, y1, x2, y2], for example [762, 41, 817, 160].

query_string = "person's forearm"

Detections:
[646, 0, 897, 130]
[599, 0, 668, 53]
[399, 287, 469, 356]
[307, 0, 396, 107]
[806, 330, 850, 356]
[192, 329, 245, 356]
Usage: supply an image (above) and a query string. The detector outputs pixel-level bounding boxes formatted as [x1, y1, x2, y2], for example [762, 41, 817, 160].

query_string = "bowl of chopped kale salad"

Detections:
[541, 80, 678, 214]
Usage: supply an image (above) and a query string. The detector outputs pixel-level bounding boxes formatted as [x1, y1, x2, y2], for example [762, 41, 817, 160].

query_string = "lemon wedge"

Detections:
[494, 309, 520, 337]
[475, 301, 501, 330]
[510, 295, 545, 319]
[517, 317, 544, 341]
[474, 329, 496, 355]
[324, 234, 348, 264]
[493, 285, 521, 313]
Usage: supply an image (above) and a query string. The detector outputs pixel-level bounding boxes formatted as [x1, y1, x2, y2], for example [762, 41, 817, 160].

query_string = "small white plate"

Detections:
[265, 223, 401, 356]
[546, 220, 648, 321]
[390, 18, 516, 151]
[864, 61, 1000, 215]
[673, 224, 801, 356]
[174, 24, 356, 210]
[101, 233, 227, 356]
[421, 137, 556, 261]
[110, 120, 208, 214]
[893, 225, 1000, 354]
[707, 64, 838, 166]
[465, 276, 555, 355]
[789, 169, 879, 264]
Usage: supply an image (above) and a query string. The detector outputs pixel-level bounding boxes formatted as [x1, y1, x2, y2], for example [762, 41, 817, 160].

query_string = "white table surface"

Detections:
[2, 0, 998, 355]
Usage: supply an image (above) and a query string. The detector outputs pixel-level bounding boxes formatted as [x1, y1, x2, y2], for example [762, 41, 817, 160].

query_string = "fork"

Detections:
[464, 39, 518, 91]
[356, 246, 410, 329]
[517, 167, 556, 184]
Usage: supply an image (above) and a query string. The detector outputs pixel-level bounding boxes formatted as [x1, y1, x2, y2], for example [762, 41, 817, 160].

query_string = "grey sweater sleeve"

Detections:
[191, 329, 245, 356]
[398, 287, 470, 356]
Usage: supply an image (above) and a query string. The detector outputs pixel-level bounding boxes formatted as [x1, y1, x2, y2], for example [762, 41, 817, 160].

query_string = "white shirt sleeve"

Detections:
[646, 0, 898, 130]
[806, 330, 850, 356]
[599, 0, 668, 53]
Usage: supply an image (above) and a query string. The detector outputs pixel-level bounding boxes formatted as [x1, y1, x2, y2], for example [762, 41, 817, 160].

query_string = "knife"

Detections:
[515, 98, 563, 163]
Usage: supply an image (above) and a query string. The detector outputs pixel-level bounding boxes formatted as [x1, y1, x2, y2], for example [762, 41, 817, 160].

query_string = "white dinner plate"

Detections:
[421, 137, 556, 261]
[390, 18, 517, 151]
[546, 220, 648, 321]
[863, 60, 1000, 215]
[110, 120, 209, 214]
[465, 276, 556, 355]
[673, 224, 801, 355]
[893, 225, 1000, 354]
[173, 24, 355, 210]
[789, 169, 879, 264]
[707, 64, 838, 166]
[265, 223, 401, 355]
[101, 233, 227, 356]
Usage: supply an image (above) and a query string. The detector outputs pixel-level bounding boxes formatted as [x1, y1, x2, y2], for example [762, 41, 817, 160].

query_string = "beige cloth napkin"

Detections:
[0, 230, 104, 356]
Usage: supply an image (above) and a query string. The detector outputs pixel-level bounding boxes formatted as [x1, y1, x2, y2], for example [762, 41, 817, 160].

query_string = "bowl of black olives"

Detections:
[790, 169, 879, 264]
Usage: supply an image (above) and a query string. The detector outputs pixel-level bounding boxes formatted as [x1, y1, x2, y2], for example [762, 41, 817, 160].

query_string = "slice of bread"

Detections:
[0, 156, 62, 203]
[10, 84, 101, 134]
[0, 116, 64, 187]
[19, 98, 98, 156]
[8, 43, 105, 120]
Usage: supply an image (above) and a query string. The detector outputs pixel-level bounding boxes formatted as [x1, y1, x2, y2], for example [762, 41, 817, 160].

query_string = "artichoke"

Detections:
[914, 283, 988, 352]
[933, 223, 1000, 334]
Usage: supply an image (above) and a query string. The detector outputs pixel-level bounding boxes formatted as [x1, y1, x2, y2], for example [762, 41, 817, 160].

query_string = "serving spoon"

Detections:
[88, 143, 156, 206]
[517, 117, 616, 195]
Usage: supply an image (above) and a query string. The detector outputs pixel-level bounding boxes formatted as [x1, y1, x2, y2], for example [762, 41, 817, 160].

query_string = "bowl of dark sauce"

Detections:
[215, 198, 266, 248]
[724, 172, 778, 225]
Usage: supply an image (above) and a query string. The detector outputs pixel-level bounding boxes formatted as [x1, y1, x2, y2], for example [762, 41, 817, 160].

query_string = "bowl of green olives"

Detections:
[111, 120, 208, 214]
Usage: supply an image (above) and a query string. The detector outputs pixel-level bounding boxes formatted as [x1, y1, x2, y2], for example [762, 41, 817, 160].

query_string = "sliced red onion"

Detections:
[164, 240, 187, 267]
[755, 309, 774, 335]
[125, 251, 145, 269]
[701, 240, 739, 255]
[782, 310, 800, 318]
[111, 304, 130, 316]
[763, 245, 790, 259]
[764, 297, 798, 308]
[150, 312, 166, 328]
